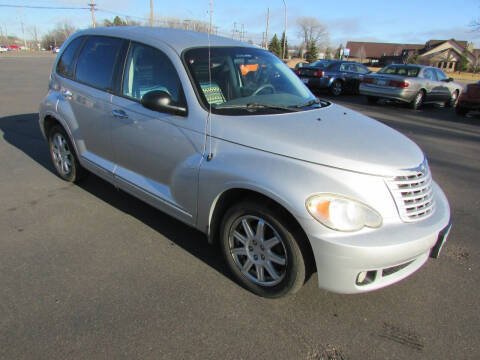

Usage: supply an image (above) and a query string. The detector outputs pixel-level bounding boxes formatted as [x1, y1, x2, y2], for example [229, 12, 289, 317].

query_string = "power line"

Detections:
[0, 4, 88, 10]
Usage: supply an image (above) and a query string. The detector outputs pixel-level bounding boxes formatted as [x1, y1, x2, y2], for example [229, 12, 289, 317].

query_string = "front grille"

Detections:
[386, 163, 435, 222]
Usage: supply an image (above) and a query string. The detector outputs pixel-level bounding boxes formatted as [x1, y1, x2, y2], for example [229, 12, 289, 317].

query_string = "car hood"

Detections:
[212, 103, 424, 177]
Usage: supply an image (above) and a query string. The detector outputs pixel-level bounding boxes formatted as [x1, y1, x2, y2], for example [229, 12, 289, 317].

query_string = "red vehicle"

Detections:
[8, 45, 20, 51]
[456, 82, 480, 116]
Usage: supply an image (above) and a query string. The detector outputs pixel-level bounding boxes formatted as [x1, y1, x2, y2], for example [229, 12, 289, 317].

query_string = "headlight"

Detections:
[306, 194, 382, 232]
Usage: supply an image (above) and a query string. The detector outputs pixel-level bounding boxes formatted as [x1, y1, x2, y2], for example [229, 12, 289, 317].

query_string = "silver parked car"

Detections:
[360, 64, 462, 109]
[39, 27, 451, 298]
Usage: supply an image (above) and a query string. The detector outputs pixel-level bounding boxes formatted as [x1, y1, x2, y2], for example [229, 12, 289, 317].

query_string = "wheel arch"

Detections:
[207, 187, 317, 274]
[42, 114, 80, 158]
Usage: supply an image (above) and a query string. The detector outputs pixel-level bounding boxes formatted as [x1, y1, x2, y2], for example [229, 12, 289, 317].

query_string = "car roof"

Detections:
[72, 26, 255, 55]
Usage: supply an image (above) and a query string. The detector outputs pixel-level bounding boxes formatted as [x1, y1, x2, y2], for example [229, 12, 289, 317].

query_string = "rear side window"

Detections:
[56, 37, 85, 78]
[75, 36, 123, 91]
[122, 42, 185, 106]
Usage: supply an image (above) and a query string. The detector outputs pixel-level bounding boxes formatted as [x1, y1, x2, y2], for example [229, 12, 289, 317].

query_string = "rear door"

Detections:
[110, 41, 204, 225]
[67, 36, 126, 176]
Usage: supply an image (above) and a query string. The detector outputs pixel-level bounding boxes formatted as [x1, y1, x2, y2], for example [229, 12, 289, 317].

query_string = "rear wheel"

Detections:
[366, 96, 378, 105]
[330, 80, 343, 96]
[410, 90, 424, 110]
[445, 90, 459, 108]
[220, 201, 306, 298]
[48, 125, 86, 183]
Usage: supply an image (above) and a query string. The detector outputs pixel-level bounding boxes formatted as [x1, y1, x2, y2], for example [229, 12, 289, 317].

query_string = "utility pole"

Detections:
[265, 8, 270, 50]
[282, 0, 287, 59]
[150, 0, 154, 26]
[88, 1, 97, 28]
[18, 8, 27, 49]
[241, 24, 245, 42]
[232, 22, 237, 39]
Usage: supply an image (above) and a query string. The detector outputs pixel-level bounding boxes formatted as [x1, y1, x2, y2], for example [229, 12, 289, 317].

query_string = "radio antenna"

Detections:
[206, 0, 214, 161]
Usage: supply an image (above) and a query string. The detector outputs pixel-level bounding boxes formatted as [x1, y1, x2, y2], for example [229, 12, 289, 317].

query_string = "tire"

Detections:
[455, 105, 468, 117]
[329, 80, 343, 96]
[48, 125, 86, 183]
[445, 90, 459, 108]
[366, 96, 378, 105]
[410, 90, 424, 110]
[220, 201, 306, 298]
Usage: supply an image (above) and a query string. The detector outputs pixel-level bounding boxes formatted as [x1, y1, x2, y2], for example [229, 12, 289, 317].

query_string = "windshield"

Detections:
[183, 47, 321, 115]
[378, 65, 420, 77]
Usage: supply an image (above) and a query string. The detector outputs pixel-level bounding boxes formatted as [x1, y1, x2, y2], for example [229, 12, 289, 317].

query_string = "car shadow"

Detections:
[0, 112, 231, 280]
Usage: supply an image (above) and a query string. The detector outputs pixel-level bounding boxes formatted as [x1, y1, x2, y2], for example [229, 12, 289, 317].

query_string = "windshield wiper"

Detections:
[213, 102, 301, 112]
[295, 98, 328, 108]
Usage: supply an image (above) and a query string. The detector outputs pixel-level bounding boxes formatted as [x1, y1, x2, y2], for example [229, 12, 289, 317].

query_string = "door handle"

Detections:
[61, 89, 72, 100]
[112, 109, 129, 119]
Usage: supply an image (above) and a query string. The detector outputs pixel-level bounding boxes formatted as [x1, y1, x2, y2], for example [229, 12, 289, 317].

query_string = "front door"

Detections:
[110, 42, 204, 225]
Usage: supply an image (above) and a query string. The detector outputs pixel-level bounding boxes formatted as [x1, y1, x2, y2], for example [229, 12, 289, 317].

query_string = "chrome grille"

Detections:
[386, 164, 435, 222]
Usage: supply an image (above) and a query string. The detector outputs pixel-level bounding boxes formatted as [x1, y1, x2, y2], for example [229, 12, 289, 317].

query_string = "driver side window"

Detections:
[122, 42, 185, 106]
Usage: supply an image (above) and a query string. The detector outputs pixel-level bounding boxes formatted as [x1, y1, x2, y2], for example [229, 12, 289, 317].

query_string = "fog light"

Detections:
[357, 271, 367, 284]
[356, 270, 376, 286]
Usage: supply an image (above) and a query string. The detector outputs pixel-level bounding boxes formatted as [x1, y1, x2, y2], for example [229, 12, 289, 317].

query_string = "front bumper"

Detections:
[301, 182, 451, 294]
[360, 84, 417, 103]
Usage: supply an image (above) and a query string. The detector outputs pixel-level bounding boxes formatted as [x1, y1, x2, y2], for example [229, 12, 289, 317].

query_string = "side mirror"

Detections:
[141, 90, 187, 116]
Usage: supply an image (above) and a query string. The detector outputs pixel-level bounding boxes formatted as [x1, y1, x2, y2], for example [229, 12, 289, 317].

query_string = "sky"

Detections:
[0, 0, 479, 48]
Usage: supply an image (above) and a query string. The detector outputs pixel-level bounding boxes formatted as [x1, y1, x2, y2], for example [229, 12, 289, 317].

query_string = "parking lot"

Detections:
[0, 55, 479, 359]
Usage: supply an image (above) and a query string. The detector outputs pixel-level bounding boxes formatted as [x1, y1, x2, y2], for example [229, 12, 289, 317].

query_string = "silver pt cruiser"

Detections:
[39, 27, 451, 298]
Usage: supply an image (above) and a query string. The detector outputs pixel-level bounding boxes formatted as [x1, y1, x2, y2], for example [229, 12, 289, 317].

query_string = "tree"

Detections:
[305, 41, 318, 63]
[104, 16, 127, 27]
[325, 46, 334, 60]
[296, 17, 329, 49]
[40, 21, 76, 49]
[103, 16, 141, 27]
[403, 50, 419, 64]
[456, 49, 469, 72]
[280, 31, 289, 59]
[268, 34, 282, 58]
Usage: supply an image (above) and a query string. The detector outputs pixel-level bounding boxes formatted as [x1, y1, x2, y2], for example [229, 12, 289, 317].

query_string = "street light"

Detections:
[282, 0, 287, 60]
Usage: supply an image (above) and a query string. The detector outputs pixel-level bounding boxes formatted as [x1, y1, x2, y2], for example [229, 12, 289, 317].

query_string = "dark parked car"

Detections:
[455, 82, 480, 116]
[296, 60, 371, 96]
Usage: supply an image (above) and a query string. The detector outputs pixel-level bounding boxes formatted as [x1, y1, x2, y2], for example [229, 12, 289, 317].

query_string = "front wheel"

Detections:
[410, 90, 424, 110]
[220, 201, 306, 298]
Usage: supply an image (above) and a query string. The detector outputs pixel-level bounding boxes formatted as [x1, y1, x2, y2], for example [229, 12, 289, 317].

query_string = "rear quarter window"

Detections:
[74, 36, 124, 91]
[56, 36, 85, 79]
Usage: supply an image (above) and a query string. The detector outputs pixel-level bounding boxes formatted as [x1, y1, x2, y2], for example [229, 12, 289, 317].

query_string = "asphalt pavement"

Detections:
[0, 56, 479, 360]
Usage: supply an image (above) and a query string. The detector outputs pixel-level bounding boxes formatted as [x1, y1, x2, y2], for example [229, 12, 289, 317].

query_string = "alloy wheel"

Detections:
[51, 133, 73, 176]
[228, 215, 287, 286]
